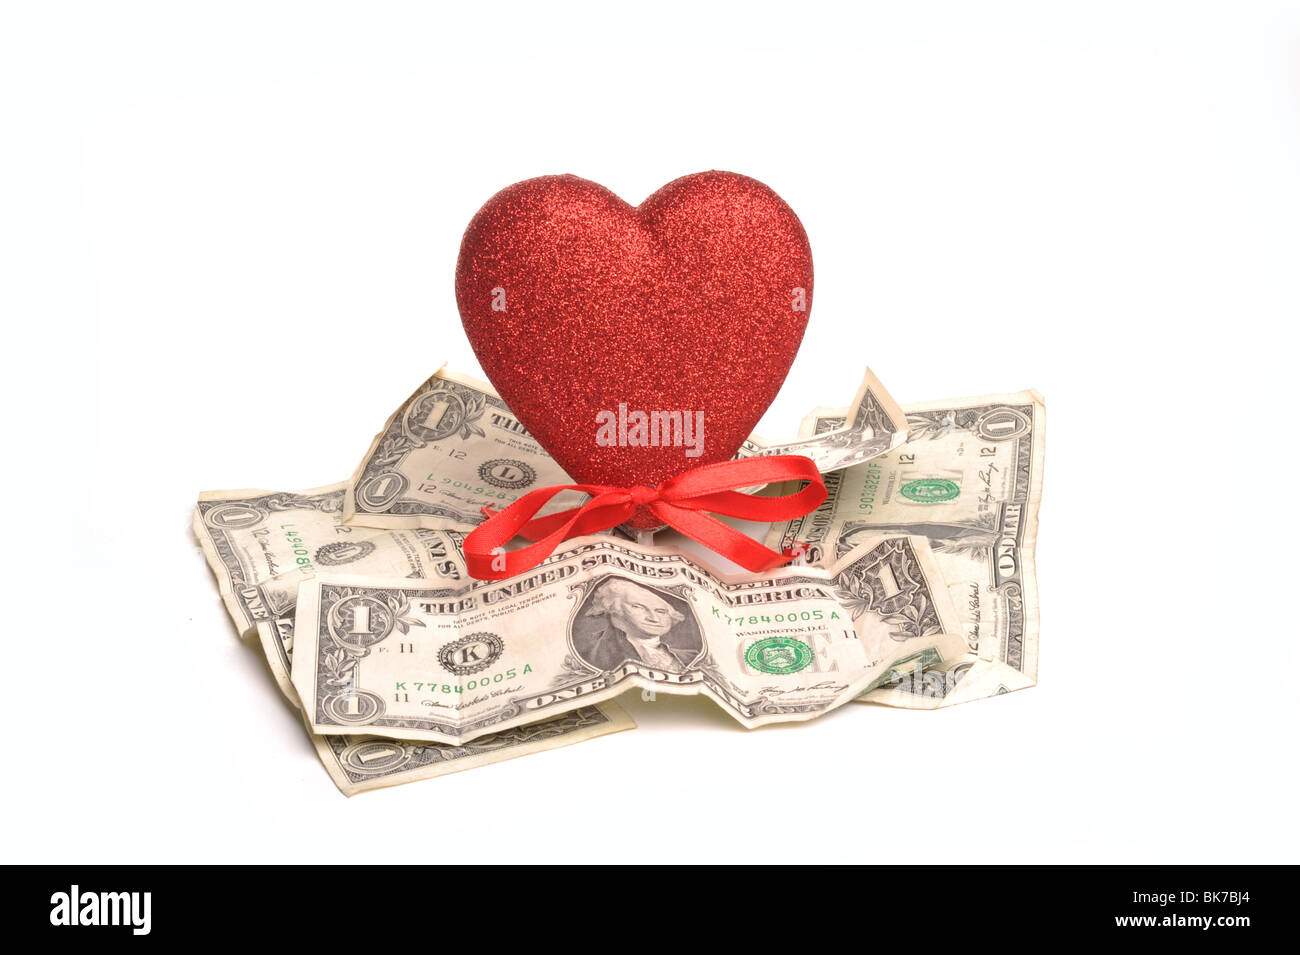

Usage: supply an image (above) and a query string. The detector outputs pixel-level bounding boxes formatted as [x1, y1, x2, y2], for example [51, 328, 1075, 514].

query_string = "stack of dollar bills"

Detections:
[195, 366, 1043, 795]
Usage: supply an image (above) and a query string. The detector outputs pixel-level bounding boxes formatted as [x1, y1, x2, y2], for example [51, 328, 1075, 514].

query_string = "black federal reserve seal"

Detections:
[478, 459, 536, 490]
[438, 632, 504, 675]
[315, 540, 378, 566]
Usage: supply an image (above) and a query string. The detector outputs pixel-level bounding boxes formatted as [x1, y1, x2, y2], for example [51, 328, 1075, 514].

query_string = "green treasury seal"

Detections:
[745, 636, 814, 675]
[899, 478, 960, 502]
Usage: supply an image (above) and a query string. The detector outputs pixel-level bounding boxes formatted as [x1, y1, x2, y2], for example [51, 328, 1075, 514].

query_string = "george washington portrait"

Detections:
[571, 577, 703, 672]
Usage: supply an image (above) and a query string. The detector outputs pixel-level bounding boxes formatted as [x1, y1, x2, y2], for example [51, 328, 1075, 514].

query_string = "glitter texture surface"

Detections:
[456, 171, 813, 526]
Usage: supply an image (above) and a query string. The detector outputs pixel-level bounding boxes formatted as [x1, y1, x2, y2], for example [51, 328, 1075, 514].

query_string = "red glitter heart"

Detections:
[456, 171, 813, 526]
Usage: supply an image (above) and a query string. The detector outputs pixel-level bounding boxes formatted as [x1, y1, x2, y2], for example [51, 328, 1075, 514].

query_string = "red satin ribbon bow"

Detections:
[463, 455, 826, 580]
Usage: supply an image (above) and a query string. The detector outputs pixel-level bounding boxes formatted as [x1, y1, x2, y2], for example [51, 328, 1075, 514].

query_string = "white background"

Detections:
[2, 1, 1297, 863]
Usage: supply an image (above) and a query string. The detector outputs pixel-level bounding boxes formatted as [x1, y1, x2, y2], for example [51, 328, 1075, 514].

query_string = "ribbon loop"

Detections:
[462, 455, 826, 580]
